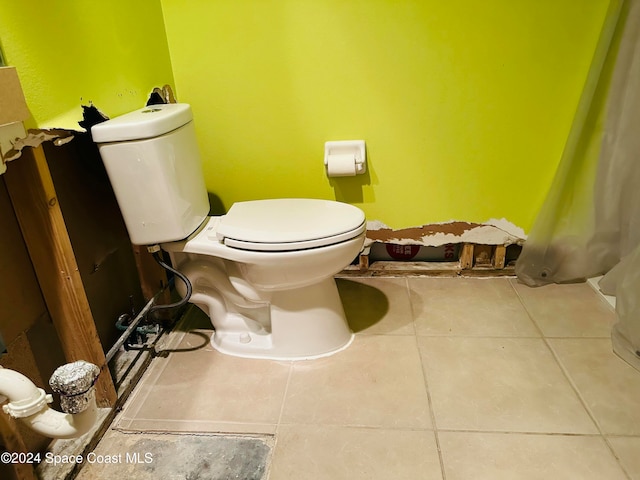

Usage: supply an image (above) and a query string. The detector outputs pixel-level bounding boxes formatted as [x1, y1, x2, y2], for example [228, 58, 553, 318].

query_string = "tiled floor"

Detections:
[103, 276, 640, 479]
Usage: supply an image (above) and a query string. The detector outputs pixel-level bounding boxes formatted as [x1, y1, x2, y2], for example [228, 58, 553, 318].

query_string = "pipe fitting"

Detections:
[49, 361, 100, 414]
[0, 362, 100, 439]
[0, 369, 53, 418]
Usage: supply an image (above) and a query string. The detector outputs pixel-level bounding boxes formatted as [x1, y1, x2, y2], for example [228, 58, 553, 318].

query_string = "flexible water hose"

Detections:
[147, 251, 193, 319]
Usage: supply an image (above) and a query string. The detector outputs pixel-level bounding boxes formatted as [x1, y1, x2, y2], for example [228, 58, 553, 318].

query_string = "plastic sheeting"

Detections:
[516, 0, 640, 371]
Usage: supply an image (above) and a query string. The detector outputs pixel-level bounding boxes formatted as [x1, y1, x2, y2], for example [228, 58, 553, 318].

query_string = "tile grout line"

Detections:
[508, 279, 634, 480]
[544, 342, 633, 480]
[275, 362, 294, 430]
[505, 279, 548, 339]
[406, 277, 448, 480]
[112, 326, 193, 428]
[415, 340, 447, 480]
[265, 361, 294, 479]
[405, 277, 418, 338]
[508, 279, 601, 426]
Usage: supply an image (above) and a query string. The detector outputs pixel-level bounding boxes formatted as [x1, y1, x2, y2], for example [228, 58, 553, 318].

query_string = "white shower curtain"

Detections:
[515, 0, 640, 371]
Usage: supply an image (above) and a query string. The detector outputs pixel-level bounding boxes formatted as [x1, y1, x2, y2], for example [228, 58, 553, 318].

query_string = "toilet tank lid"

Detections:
[91, 103, 193, 143]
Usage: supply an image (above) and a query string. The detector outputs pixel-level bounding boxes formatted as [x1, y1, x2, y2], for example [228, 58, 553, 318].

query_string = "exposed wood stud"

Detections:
[493, 245, 507, 269]
[358, 253, 370, 272]
[4, 146, 117, 407]
[459, 243, 475, 269]
[342, 240, 519, 276]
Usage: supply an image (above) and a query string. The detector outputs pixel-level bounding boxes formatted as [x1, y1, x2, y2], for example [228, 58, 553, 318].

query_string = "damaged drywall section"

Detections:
[77, 103, 110, 131]
[147, 84, 176, 106]
[0, 66, 30, 173]
[357, 219, 526, 269]
[1, 104, 109, 165]
[1, 83, 177, 169]
[365, 219, 527, 248]
[2, 128, 77, 162]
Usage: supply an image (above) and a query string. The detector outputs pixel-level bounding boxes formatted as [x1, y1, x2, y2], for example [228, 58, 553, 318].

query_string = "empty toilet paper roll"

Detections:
[326, 154, 357, 177]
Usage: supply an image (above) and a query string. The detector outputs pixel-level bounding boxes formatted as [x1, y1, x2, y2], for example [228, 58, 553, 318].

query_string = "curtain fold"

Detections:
[515, 0, 640, 371]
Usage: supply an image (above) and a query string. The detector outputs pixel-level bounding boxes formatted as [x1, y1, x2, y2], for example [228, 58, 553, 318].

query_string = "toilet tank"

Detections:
[91, 104, 210, 245]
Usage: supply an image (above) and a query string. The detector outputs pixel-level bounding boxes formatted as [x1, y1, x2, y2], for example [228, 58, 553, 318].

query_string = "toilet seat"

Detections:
[215, 199, 366, 252]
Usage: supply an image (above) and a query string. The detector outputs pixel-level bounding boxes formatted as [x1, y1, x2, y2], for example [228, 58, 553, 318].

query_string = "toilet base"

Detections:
[211, 331, 355, 361]
[210, 277, 354, 360]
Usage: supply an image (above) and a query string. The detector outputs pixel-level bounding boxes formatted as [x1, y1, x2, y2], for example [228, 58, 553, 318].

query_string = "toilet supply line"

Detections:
[146, 244, 193, 320]
[105, 244, 193, 360]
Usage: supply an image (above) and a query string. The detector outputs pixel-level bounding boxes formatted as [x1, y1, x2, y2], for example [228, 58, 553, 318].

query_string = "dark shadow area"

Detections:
[139, 305, 213, 358]
[336, 278, 390, 332]
[154, 330, 211, 358]
[173, 304, 214, 331]
[208, 192, 227, 216]
[329, 168, 370, 204]
[44, 135, 145, 350]
[328, 147, 373, 204]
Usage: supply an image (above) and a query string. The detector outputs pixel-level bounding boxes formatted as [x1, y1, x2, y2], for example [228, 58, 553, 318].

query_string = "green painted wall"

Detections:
[0, 0, 173, 129]
[162, 0, 611, 231]
[0, 0, 612, 232]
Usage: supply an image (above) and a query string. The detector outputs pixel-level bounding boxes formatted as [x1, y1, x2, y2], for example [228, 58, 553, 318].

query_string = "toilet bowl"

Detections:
[164, 200, 365, 359]
[91, 104, 366, 360]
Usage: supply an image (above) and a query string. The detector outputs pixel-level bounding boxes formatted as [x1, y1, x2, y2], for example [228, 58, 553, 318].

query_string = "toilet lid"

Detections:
[217, 199, 366, 251]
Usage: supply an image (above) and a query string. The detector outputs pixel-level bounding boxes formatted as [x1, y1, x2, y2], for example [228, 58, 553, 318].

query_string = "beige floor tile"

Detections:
[269, 425, 442, 480]
[337, 277, 415, 335]
[281, 335, 431, 429]
[117, 328, 291, 434]
[608, 436, 640, 480]
[549, 338, 640, 435]
[439, 432, 627, 480]
[410, 277, 539, 337]
[418, 337, 597, 433]
[107, 276, 638, 479]
[512, 280, 616, 337]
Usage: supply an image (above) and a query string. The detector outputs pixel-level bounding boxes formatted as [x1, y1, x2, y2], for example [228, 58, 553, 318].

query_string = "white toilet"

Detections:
[91, 103, 366, 360]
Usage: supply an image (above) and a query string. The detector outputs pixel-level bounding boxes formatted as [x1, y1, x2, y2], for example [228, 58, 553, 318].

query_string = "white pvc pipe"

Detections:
[0, 367, 97, 439]
[22, 396, 97, 440]
[0, 368, 42, 406]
